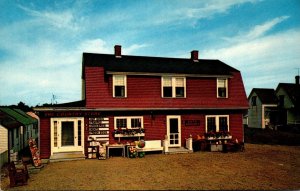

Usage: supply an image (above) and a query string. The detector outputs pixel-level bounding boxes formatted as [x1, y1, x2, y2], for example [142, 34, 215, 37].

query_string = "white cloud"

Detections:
[202, 28, 300, 94]
[223, 16, 290, 42]
[17, 4, 80, 31]
[154, 0, 259, 25]
[245, 16, 289, 39]
[78, 39, 111, 54]
[0, 35, 150, 105]
[123, 44, 150, 55]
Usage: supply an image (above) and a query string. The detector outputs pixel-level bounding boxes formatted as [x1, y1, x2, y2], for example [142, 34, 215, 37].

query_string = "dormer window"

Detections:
[251, 96, 257, 106]
[217, 78, 228, 98]
[162, 76, 186, 98]
[113, 75, 127, 98]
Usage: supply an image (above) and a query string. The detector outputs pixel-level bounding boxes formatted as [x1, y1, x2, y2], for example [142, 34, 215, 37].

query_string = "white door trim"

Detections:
[50, 117, 84, 155]
[166, 115, 181, 147]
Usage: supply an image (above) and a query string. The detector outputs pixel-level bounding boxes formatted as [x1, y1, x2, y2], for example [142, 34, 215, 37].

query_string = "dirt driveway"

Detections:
[1, 144, 300, 190]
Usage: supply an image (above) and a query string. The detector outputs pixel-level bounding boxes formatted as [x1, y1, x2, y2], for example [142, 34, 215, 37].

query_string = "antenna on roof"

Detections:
[296, 67, 300, 76]
[51, 94, 57, 105]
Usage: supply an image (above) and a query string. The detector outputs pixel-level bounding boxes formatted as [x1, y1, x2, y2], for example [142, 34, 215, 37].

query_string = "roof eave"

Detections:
[106, 71, 233, 78]
[34, 107, 249, 112]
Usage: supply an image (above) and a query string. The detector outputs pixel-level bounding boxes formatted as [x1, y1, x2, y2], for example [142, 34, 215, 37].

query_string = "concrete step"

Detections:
[165, 147, 193, 154]
[27, 164, 45, 174]
[50, 152, 86, 162]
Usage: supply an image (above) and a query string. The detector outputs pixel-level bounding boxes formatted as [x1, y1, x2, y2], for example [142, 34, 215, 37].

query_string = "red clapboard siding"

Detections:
[107, 112, 244, 147]
[39, 118, 51, 159]
[84, 117, 90, 157]
[229, 113, 244, 142]
[181, 114, 206, 142]
[144, 115, 167, 140]
[85, 66, 248, 109]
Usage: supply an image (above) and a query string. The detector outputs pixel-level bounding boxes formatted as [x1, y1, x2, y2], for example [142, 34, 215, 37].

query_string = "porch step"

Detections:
[27, 164, 45, 174]
[50, 152, 86, 162]
[165, 147, 193, 154]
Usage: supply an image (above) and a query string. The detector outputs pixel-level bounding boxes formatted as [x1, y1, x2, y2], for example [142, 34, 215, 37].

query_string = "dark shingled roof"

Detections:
[249, 88, 278, 104]
[82, 53, 239, 79]
[51, 100, 86, 107]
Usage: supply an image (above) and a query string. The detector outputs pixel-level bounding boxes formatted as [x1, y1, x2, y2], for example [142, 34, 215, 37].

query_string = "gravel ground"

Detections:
[1, 144, 299, 190]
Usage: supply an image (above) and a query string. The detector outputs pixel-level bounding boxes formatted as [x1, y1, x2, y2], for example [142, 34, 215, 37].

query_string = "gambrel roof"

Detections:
[82, 53, 239, 79]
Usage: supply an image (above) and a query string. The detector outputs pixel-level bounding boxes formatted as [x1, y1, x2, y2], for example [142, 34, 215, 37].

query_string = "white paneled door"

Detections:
[167, 116, 181, 147]
[51, 118, 84, 155]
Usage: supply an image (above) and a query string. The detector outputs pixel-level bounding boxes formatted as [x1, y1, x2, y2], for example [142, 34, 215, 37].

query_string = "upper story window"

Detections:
[217, 78, 228, 98]
[162, 76, 186, 98]
[113, 75, 127, 98]
[251, 96, 257, 106]
[206, 115, 229, 132]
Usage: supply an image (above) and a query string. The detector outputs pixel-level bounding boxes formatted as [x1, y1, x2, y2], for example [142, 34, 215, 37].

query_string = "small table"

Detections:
[106, 144, 125, 158]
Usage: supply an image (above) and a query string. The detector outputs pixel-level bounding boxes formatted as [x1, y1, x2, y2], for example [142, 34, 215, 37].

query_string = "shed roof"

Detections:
[82, 53, 239, 79]
[249, 88, 277, 104]
[0, 107, 37, 126]
[0, 110, 22, 129]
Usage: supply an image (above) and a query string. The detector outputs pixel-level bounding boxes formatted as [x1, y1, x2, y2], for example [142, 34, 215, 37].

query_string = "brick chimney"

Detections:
[114, 45, 121, 58]
[191, 50, 199, 62]
[296, 75, 300, 85]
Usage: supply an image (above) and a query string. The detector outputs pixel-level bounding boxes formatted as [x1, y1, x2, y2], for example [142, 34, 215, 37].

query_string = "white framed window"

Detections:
[217, 78, 228, 98]
[205, 115, 229, 132]
[162, 76, 186, 98]
[114, 116, 143, 129]
[113, 75, 127, 98]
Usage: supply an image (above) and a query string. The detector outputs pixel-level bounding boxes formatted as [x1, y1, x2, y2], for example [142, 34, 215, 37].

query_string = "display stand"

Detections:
[28, 138, 41, 167]
[98, 143, 106, 160]
[87, 140, 98, 159]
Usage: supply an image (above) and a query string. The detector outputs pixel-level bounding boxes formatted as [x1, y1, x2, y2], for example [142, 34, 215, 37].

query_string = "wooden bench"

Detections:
[136, 140, 163, 153]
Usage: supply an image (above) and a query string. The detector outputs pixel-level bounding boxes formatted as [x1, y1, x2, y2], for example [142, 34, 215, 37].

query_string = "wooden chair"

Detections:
[7, 162, 29, 187]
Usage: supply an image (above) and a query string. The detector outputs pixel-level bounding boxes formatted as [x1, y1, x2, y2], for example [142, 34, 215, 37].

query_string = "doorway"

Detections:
[51, 118, 84, 155]
[167, 116, 181, 147]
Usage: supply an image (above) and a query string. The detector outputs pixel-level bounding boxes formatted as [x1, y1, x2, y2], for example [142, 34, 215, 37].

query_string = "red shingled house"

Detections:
[35, 45, 248, 160]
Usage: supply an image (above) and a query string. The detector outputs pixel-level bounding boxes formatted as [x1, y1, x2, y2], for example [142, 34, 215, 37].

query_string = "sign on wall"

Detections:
[184, 120, 200, 126]
[88, 117, 109, 142]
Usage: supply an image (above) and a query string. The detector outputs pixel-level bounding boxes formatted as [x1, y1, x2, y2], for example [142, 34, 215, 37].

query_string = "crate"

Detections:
[210, 144, 223, 152]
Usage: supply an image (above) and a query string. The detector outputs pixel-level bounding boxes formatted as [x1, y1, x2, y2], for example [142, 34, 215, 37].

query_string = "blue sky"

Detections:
[0, 0, 299, 106]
